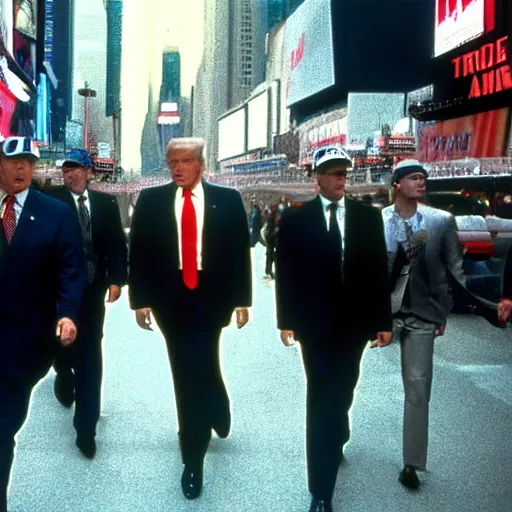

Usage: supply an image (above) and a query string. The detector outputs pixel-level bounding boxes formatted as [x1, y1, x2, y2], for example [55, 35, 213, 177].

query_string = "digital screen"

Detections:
[217, 108, 246, 161]
[247, 92, 269, 151]
[284, 0, 335, 107]
[435, 0, 489, 57]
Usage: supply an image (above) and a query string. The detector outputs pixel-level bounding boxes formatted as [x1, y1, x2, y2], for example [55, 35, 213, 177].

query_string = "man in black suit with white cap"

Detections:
[275, 146, 393, 512]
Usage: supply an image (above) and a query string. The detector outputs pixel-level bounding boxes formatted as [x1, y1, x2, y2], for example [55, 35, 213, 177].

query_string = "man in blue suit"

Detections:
[0, 137, 87, 512]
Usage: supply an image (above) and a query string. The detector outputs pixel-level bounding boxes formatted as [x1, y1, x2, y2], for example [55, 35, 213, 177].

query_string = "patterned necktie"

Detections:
[328, 202, 344, 280]
[2, 195, 16, 244]
[77, 195, 95, 283]
[182, 188, 198, 289]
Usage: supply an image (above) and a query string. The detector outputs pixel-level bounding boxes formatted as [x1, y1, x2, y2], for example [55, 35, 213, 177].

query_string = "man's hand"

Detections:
[235, 308, 249, 329]
[135, 308, 153, 331]
[280, 330, 297, 347]
[56, 317, 77, 346]
[106, 285, 122, 303]
[370, 331, 393, 348]
[498, 299, 512, 326]
[435, 322, 447, 337]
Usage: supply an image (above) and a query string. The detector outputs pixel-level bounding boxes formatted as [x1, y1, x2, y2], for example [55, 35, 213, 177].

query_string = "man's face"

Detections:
[167, 149, 204, 188]
[62, 165, 89, 195]
[396, 172, 427, 200]
[316, 162, 350, 202]
[0, 155, 36, 195]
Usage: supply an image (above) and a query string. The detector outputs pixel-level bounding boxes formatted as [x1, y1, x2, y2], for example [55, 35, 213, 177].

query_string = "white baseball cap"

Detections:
[313, 145, 353, 171]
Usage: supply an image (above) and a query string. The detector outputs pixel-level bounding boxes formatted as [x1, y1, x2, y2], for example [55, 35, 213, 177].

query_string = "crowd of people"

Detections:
[1, 137, 511, 512]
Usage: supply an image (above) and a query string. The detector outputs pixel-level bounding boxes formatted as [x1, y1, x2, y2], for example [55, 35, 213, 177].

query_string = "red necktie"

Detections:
[181, 188, 198, 289]
[2, 195, 16, 244]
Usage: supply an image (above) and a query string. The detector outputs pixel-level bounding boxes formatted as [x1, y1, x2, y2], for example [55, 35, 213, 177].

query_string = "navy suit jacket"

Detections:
[0, 188, 87, 382]
[128, 181, 252, 328]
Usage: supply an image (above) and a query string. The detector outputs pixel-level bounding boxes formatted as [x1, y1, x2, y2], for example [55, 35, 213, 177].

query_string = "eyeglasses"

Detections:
[2, 137, 40, 158]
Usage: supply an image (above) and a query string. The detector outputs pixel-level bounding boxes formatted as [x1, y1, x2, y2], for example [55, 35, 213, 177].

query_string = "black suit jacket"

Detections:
[46, 186, 128, 289]
[128, 180, 252, 328]
[0, 189, 87, 381]
[275, 196, 392, 343]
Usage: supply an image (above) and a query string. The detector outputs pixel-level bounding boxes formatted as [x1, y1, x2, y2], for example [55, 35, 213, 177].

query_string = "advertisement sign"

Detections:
[284, 0, 334, 107]
[218, 108, 246, 162]
[417, 107, 509, 162]
[451, 35, 511, 100]
[14, 0, 37, 40]
[0, 0, 14, 55]
[434, 0, 494, 57]
[247, 91, 269, 152]
[0, 80, 16, 138]
[161, 101, 178, 113]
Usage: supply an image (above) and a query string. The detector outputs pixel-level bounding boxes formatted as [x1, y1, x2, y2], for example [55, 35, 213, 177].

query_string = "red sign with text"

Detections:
[417, 108, 509, 162]
[452, 36, 512, 99]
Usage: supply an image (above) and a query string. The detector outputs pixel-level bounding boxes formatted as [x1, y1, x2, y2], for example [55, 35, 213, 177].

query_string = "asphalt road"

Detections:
[7, 245, 512, 512]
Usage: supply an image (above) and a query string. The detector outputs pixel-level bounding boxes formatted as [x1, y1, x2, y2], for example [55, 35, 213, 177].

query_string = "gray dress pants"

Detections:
[393, 316, 436, 471]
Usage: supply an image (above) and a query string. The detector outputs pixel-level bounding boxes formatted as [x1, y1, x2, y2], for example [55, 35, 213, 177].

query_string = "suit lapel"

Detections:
[166, 183, 180, 268]
[202, 180, 216, 270]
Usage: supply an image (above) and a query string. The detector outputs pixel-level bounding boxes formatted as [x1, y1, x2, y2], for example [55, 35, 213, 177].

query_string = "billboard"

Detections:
[217, 108, 246, 162]
[435, 0, 495, 57]
[0, 80, 17, 138]
[417, 107, 509, 162]
[283, 0, 334, 107]
[14, 0, 37, 40]
[247, 91, 269, 151]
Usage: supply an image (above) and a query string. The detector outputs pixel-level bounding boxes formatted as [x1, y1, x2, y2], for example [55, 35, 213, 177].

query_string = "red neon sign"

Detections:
[452, 36, 512, 99]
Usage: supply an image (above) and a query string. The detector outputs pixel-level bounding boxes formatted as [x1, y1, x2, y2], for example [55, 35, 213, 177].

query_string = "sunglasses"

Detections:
[2, 137, 39, 158]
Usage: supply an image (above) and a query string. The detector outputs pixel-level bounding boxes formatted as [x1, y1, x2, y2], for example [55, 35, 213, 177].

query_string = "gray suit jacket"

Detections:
[382, 204, 466, 326]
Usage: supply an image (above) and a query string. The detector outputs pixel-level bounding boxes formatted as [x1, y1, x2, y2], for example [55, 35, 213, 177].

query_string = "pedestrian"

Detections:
[249, 198, 262, 247]
[378, 159, 500, 490]
[46, 149, 128, 459]
[262, 204, 279, 279]
[0, 137, 87, 512]
[275, 145, 393, 512]
[128, 137, 252, 501]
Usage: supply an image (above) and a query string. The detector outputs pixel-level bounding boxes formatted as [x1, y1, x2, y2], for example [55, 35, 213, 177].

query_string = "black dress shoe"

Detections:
[309, 498, 333, 512]
[54, 373, 75, 408]
[399, 465, 420, 490]
[181, 465, 203, 500]
[212, 412, 231, 439]
[76, 436, 96, 459]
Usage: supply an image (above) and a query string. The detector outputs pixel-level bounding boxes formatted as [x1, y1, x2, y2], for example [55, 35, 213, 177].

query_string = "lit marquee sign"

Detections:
[452, 36, 512, 99]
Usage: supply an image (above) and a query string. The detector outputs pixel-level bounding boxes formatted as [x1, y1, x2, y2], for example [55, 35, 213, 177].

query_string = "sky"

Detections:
[120, 0, 205, 173]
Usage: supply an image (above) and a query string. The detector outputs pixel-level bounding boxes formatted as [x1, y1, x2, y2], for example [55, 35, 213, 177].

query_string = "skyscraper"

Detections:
[105, 0, 123, 117]
[160, 46, 181, 102]
[193, 0, 267, 170]
[268, 0, 286, 32]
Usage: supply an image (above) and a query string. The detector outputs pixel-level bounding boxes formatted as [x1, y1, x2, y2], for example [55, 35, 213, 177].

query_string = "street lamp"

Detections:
[78, 83, 97, 151]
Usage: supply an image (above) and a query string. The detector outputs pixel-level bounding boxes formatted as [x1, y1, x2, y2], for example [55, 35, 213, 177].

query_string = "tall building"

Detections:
[71, 0, 111, 147]
[160, 46, 181, 102]
[268, 0, 286, 32]
[193, 0, 267, 170]
[105, 0, 123, 117]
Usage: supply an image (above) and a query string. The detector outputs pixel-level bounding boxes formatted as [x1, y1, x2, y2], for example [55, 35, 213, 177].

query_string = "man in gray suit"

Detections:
[378, 159, 498, 490]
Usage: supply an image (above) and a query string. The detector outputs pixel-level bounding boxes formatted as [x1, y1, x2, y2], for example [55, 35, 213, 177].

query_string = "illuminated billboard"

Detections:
[284, 0, 334, 107]
[434, 0, 495, 57]
[218, 108, 246, 161]
[247, 91, 269, 151]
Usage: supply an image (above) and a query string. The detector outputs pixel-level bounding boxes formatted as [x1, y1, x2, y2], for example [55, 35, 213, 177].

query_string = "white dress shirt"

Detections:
[70, 188, 91, 215]
[1, 188, 30, 223]
[174, 181, 205, 270]
[319, 194, 345, 247]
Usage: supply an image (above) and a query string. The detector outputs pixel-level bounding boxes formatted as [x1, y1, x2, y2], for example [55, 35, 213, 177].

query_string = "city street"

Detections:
[7, 245, 512, 512]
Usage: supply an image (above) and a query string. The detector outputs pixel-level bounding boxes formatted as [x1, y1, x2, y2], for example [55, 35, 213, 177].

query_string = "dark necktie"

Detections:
[404, 221, 414, 262]
[77, 195, 95, 283]
[182, 188, 198, 289]
[328, 202, 344, 280]
[2, 195, 16, 244]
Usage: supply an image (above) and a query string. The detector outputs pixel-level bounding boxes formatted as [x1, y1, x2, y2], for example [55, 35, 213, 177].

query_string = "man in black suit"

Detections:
[275, 146, 393, 512]
[47, 149, 128, 459]
[0, 137, 86, 512]
[129, 137, 252, 500]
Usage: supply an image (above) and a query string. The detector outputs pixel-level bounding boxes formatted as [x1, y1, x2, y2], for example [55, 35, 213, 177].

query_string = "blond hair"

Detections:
[166, 137, 205, 164]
